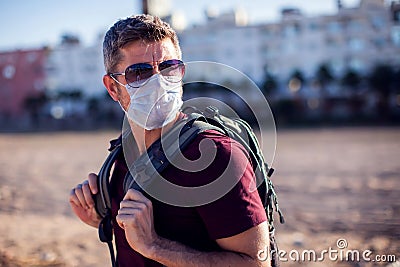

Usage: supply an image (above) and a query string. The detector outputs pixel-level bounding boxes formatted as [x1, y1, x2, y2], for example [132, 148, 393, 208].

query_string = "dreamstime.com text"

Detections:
[258, 238, 397, 263]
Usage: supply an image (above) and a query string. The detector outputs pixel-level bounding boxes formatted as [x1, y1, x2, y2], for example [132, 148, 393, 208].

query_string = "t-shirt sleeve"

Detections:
[194, 132, 268, 240]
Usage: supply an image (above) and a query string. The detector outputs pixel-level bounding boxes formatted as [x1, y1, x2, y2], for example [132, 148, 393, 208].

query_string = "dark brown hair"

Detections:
[103, 14, 182, 73]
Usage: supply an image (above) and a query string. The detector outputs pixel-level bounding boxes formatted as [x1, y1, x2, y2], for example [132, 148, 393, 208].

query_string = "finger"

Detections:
[123, 191, 152, 212]
[116, 214, 127, 229]
[116, 213, 139, 229]
[75, 184, 89, 209]
[82, 181, 95, 208]
[123, 188, 148, 202]
[118, 206, 141, 216]
[119, 201, 148, 212]
[88, 173, 98, 195]
[69, 189, 81, 207]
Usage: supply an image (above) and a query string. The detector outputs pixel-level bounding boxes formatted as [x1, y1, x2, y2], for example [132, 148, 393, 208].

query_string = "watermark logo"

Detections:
[336, 238, 348, 249]
[258, 238, 397, 263]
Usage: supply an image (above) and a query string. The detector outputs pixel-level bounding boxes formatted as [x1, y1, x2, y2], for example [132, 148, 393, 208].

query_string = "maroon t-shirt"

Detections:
[109, 130, 267, 267]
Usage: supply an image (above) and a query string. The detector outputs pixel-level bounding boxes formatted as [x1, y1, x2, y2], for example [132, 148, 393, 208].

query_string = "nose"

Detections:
[151, 62, 160, 75]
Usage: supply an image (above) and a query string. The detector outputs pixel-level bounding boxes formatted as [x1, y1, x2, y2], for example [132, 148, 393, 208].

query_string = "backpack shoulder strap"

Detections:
[94, 143, 122, 219]
[123, 113, 218, 193]
[92, 135, 124, 267]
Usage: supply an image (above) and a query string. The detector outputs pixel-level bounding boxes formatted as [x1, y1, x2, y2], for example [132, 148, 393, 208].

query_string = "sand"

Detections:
[0, 128, 399, 266]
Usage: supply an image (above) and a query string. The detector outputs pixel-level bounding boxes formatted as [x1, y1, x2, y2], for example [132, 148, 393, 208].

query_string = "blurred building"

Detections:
[1, 0, 399, 125]
[179, 8, 261, 84]
[39, 35, 111, 121]
[392, 1, 400, 46]
[143, 0, 172, 18]
[179, 0, 400, 85]
[44, 34, 104, 97]
[0, 48, 48, 118]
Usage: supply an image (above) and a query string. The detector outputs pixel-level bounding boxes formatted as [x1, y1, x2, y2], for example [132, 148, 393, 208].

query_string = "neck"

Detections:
[129, 113, 182, 155]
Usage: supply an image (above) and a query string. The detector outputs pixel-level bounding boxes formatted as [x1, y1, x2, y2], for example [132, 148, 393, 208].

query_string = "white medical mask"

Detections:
[124, 74, 183, 130]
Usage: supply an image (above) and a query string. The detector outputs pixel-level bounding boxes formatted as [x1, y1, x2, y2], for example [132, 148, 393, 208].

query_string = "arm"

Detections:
[69, 173, 101, 228]
[151, 222, 271, 267]
[117, 189, 271, 267]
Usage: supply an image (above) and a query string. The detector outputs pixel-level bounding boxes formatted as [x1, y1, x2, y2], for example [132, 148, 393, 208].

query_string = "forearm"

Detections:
[117, 190, 270, 266]
[147, 236, 264, 267]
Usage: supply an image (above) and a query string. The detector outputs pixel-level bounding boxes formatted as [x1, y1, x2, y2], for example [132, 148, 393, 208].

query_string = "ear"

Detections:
[103, 75, 119, 101]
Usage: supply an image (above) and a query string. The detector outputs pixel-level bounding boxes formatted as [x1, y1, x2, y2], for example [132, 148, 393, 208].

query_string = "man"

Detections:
[69, 14, 274, 267]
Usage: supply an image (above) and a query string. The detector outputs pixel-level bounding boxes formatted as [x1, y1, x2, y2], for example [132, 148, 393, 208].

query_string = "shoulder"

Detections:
[184, 129, 251, 164]
[164, 129, 253, 188]
[191, 131, 267, 238]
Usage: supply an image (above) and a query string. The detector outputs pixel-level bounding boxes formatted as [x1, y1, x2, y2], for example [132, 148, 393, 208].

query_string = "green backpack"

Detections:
[93, 106, 284, 267]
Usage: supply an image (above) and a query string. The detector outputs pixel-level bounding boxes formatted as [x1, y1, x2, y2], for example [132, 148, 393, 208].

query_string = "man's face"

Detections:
[115, 38, 181, 111]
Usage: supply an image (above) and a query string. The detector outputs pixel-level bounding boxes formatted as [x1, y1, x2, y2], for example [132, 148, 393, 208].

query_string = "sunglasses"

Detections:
[109, 59, 185, 88]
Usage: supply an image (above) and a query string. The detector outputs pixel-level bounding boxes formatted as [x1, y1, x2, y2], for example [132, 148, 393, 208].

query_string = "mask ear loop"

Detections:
[118, 100, 128, 114]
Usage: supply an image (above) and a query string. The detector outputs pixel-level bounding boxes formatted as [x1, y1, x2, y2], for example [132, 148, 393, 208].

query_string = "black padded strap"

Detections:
[93, 138, 123, 267]
[98, 215, 116, 267]
[93, 144, 122, 219]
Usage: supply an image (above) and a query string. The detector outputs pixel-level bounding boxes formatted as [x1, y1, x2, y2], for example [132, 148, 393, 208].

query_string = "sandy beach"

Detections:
[0, 127, 399, 266]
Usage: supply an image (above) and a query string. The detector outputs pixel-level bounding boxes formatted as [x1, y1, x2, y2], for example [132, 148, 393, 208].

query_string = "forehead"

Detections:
[119, 39, 178, 67]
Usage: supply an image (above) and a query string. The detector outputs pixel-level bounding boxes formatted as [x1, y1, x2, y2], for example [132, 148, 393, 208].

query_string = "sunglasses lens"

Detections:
[159, 60, 185, 83]
[123, 60, 185, 87]
[125, 63, 153, 86]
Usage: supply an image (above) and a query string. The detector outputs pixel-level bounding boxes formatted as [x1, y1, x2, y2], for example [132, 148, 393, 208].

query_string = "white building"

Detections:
[179, 9, 263, 84]
[43, 0, 400, 98]
[179, 0, 400, 86]
[44, 36, 105, 97]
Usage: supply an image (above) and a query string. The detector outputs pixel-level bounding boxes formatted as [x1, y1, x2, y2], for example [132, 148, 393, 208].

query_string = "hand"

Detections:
[69, 173, 101, 228]
[117, 189, 158, 258]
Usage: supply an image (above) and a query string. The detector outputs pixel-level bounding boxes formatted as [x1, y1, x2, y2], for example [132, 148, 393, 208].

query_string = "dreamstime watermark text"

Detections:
[258, 238, 397, 263]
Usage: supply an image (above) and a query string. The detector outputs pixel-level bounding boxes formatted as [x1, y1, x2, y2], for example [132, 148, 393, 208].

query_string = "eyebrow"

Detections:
[129, 58, 174, 66]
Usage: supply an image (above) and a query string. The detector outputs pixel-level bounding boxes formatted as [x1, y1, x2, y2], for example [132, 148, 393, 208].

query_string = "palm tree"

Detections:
[24, 92, 48, 127]
[288, 69, 305, 94]
[316, 63, 334, 96]
[315, 63, 335, 118]
[341, 68, 363, 116]
[261, 71, 278, 96]
[341, 68, 361, 93]
[368, 64, 395, 120]
[290, 69, 305, 84]
[394, 68, 400, 94]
